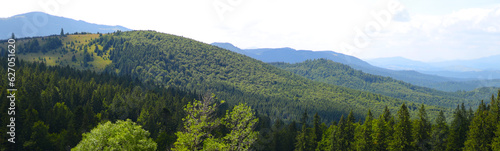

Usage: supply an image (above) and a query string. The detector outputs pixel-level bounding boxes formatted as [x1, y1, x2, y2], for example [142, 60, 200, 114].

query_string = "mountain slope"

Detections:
[211, 42, 460, 91]
[271, 59, 497, 107]
[4, 31, 449, 123]
[0, 12, 130, 39]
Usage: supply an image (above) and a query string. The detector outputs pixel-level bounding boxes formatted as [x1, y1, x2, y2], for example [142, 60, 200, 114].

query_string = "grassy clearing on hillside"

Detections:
[3, 34, 112, 72]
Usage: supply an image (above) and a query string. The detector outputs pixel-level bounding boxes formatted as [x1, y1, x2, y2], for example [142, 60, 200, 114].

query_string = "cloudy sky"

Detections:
[2, 0, 500, 62]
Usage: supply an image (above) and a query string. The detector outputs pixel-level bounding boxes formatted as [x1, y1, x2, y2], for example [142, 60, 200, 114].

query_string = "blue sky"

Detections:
[1, 0, 500, 62]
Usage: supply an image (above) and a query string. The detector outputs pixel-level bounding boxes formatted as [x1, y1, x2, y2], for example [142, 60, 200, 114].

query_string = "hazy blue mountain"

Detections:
[0, 12, 131, 39]
[367, 57, 440, 71]
[211, 42, 459, 90]
[432, 54, 500, 71]
[367, 56, 500, 79]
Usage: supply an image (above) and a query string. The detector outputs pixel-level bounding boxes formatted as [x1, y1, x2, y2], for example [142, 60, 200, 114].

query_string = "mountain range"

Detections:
[0, 12, 130, 39]
[211, 42, 500, 91]
[367, 56, 500, 79]
[1, 11, 498, 122]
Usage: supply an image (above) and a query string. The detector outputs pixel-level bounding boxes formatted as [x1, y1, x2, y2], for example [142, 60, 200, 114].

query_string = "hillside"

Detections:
[2, 31, 451, 123]
[0, 12, 130, 39]
[0, 58, 197, 150]
[271, 59, 497, 107]
[211, 42, 463, 91]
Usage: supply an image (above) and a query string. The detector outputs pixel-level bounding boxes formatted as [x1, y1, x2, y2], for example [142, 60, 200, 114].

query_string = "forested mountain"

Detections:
[0, 12, 130, 39]
[3, 31, 500, 151]
[271, 59, 498, 108]
[211, 42, 465, 91]
[1, 31, 450, 124]
[0, 58, 198, 150]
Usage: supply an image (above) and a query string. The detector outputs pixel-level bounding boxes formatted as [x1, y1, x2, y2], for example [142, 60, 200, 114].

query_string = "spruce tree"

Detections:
[334, 115, 348, 151]
[430, 111, 448, 151]
[313, 113, 322, 147]
[383, 106, 392, 122]
[345, 110, 356, 150]
[372, 115, 389, 151]
[446, 104, 469, 151]
[464, 100, 489, 151]
[389, 103, 413, 151]
[413, 104, 431, 150]
[354, 109, 374, 151]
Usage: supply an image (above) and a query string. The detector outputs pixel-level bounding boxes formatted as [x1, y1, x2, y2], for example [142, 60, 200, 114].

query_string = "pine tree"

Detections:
[389, 103, 413, 151]
[11, 33, 15, 39]
[464, 100, 489, 151]
[60, 28, 64, 36]
[413, 104, 431, 150]
[431, 111, 448, 151]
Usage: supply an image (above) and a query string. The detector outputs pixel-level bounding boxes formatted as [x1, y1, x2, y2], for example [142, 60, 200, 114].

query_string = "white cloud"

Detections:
[359, 6, 500, 62]
[1, 0, 500, 62]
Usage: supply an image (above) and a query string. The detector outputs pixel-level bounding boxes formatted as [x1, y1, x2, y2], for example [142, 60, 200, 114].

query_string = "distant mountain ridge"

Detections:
[0, 12, 131, 39]
[211, 42, 463, 91]
[367, 56, 500, 79]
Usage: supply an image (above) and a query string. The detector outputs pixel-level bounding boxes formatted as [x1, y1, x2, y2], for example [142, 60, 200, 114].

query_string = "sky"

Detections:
[1, 0, 500, 62]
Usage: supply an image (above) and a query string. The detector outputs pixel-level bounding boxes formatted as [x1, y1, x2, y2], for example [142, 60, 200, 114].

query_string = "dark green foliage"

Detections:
[271, 59, 495, 109]
[0, 58, 196, 150]
[353, 110, 374, 151]
[412, 104, 431, 150]
[446, 104, 470, 151]
[389, 103, 413, 151]
[431, 111, 449, 151]
[96, 30, 419, 123]
[463, 100, 489, 151]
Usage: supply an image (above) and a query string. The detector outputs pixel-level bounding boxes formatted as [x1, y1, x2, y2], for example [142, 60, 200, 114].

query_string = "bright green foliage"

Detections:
[173, 94, 224, 151]
[389, 103, 413, 151]
[371, 116, 389, 151]
[223, 103, 259, 151]
[492, 122, 500, 150]
[464, 101, 489, 151]
[412, 104, 431, 150]
[173, 97, 260, 151]
[431, 111, 449, 151]
[317, 124, 336, 151]
[72, 119, 157, 151]
[486, 94, 500, 147]
[354, 110, 374, 151]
